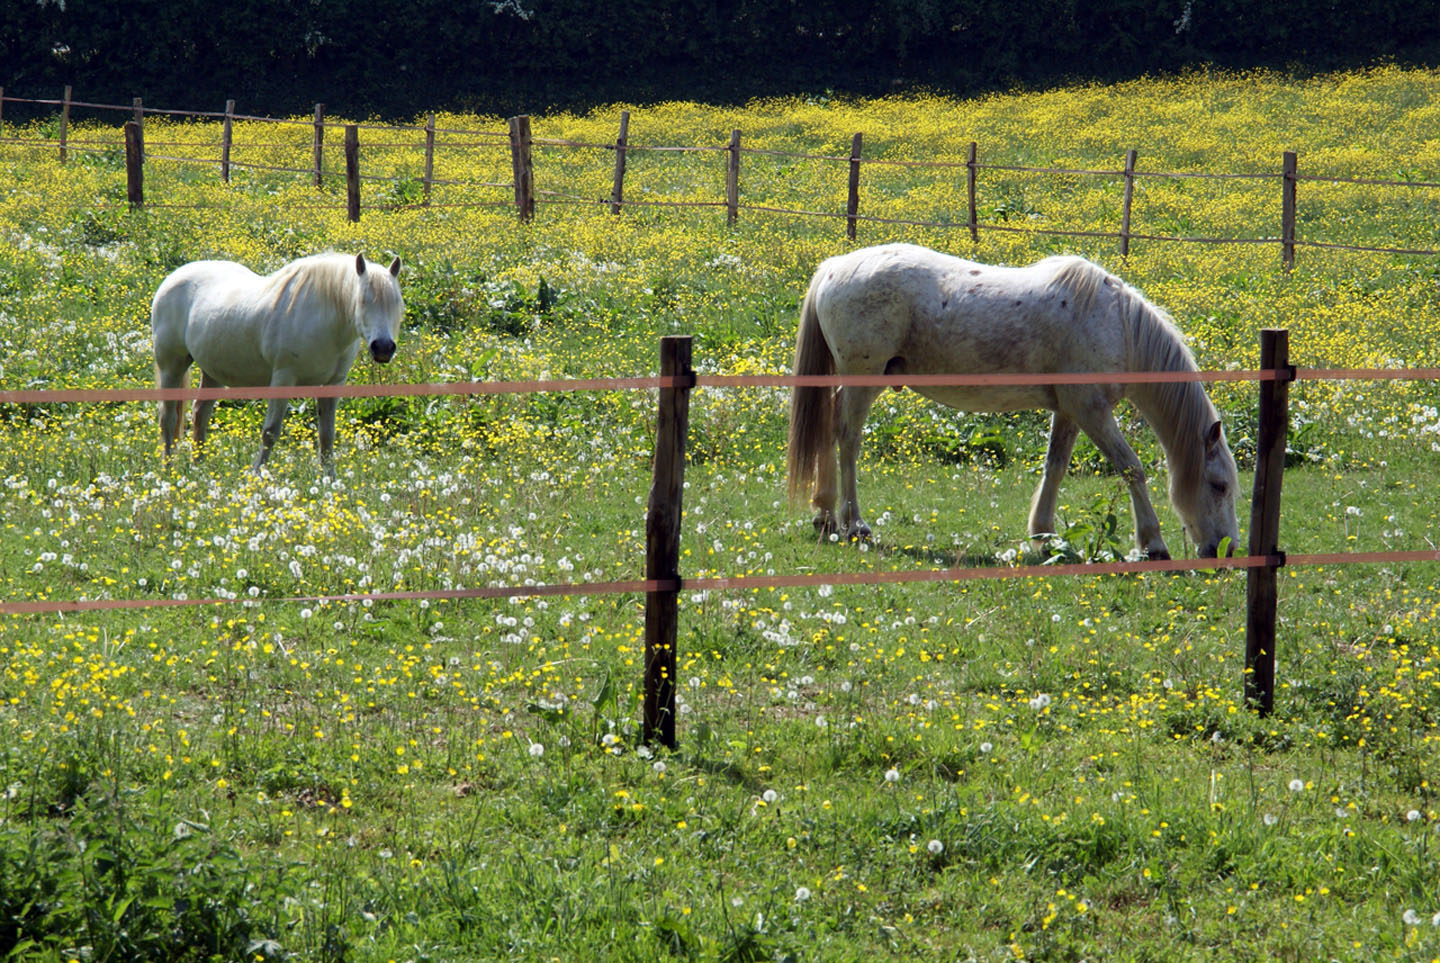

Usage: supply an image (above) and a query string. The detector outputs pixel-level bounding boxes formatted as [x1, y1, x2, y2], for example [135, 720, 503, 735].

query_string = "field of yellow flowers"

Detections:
[2, 67, 1439, 961]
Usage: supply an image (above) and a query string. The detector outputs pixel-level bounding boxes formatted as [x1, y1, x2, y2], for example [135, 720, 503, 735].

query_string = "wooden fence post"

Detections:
[1245, 328, 1291, 716]
[967, 141, 979, 243]
[344, 124, 360, 222]
[644, 334, 693, 749]
[59, 85, 72, 163]
[610, 110, 630, 215]
[509, 114, 534, 221]
[312, 103, 325, 188]
[124, 121, 143, 211]
[221, 99, 235, 183]
[1281, 151, 1297, 271]
[1120, 148, 1137, 257]
[846, 132, 863, 241]
[131, 96, 145, 176]
[726, 128, 741, 227]
[423, 113, 436, 206]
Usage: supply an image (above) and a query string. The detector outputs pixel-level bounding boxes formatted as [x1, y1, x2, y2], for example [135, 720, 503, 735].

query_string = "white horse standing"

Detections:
[787, 243, 1238, 559]
[151, 252, 404, 478]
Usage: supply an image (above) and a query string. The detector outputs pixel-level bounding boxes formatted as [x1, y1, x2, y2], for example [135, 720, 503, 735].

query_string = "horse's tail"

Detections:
[154, 358, 185, 437]
[787, 279, 834, 506]
[150, 277, 189, 449]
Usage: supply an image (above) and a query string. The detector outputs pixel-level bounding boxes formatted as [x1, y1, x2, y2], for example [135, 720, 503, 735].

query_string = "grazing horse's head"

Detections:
[352, 254, 404, 364]
[1170, 420, 1240, 558]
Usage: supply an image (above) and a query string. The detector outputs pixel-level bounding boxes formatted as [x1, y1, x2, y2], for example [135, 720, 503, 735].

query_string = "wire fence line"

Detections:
[3, 337, 1438, 738]
[3, 89, 1440, 261]
[12, 363, 1437, 407]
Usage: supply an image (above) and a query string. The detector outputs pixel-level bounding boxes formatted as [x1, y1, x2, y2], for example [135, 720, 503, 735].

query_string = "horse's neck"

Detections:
[1122, 305, 1210, 474]
[1129, 380, 1206, 461]
[270, 259, 355, 331]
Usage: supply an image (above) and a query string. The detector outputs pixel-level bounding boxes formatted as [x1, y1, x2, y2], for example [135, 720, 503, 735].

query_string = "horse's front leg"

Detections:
[834, 384, 883, 540]
[316, 396, 338, 480]
[253, 396, 291, 472]
[1074, 407, 1169, 559]
[1028, 412, 1079, 545]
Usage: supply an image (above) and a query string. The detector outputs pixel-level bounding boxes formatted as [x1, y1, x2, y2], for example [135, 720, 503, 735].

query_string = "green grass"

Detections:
[3, 70, 1440, 961]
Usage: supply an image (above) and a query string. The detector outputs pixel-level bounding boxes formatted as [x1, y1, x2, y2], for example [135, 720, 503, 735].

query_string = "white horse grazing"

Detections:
[787, 243, 1238, 559]
[151, 252, 403, 478]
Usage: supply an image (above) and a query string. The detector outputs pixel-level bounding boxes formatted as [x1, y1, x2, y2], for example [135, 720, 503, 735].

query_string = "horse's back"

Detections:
[807, 244, 1132, 412]
[151, 260, 276, 381]
[812, 245, 1122, 359]
[151, 260, 263, 331]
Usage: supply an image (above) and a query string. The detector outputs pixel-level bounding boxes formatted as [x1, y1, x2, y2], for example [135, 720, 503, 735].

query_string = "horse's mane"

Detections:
[266, 253, 401, 316]
[1046, 256, 1217, 481]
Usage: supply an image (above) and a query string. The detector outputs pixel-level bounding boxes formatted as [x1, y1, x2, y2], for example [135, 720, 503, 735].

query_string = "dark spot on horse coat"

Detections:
[1061, 300, 1067, 309]
[969, 269, 981, 275]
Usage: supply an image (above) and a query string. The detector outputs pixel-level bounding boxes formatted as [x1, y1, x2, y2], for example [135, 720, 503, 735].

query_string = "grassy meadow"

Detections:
[2, 67, 1440, 961]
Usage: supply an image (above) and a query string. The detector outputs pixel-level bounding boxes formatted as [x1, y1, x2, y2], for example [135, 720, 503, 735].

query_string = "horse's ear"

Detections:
[1205, 420, 1223, 451]
[355, 253, 367, 276]
[388, 256, 401, 277]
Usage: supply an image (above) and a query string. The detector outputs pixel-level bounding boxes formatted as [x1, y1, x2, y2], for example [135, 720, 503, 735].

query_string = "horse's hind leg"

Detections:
[1028, 412, 1079, 544]
[192, 370, 220, 456]
[810, 398, 841, 536]
[835, 384, 883, 539]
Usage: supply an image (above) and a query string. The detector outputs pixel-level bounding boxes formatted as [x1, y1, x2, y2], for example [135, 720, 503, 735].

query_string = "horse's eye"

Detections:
[1211, 482, 1228, 496]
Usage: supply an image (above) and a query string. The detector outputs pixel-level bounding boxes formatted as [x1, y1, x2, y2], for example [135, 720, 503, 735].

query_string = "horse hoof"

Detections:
[1147, 547, 1171, 561]
[846, 522, 872, 541]
[813, 514, 838, 538]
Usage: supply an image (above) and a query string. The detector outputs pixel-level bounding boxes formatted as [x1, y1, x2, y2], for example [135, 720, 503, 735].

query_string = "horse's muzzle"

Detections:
[370, 338, 396, 364]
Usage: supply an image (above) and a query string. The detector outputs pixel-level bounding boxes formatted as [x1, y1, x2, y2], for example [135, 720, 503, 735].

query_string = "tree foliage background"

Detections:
[4, 0, 1437, 117]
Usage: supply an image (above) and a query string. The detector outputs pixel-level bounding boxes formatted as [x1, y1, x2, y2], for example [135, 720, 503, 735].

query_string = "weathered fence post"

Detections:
[1120, 148, 1137, 257]
[131, 97, 145, 179]
[846, 132, 863, 241]
[220, 99, 235, 183]
[59, 85, 72, 163]
[509, 114, 535, 221]
[1281, 151, 1297, 271]
[423, 113, 436, 206]
[312, 103, 325, 188]
[344, 124, 360, 222]
[726, 128, 741, 227]
[610, 110, 630, 215]
[644, 334, 693, 749]
[124, 121, 143, 211]
[967, 141, 979, 243]
[1245, 328, 1291, 716]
